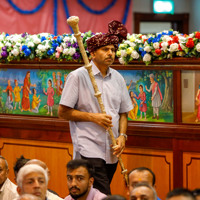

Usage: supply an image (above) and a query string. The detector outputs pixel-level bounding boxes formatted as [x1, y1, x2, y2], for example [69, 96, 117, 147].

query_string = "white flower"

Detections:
[68, 47, 76, 56]
[144, 46, 152, 52]
[120, 50, 127, 57]
[131, 50, 140, 59]
[37, 44, 46, 52]
[5, 42, 11, 47]
[189, 33, 194, 38]
[28, 42, 34, 47]
[63, 48, 69, 55]
[153, 42, 160, 49]
[40, 33, 49, 37]
[173, 31, 179, 35]
[31, 35, 41, 44]
[180, 43, 186, 50]
[0, 35, 5, 41]
[161, 42, 168, 51]
[162, 35, 172, 42]
[169, 43, 179, 52]
[143, 53, 151, 62]
[61, 42, 67, 49]
[63, 36, 70, 42]
[0, 42, 4, 48]
[196, 43, 200, 52]
[119, 57, 126, 65]
[11, 48, 19, 56]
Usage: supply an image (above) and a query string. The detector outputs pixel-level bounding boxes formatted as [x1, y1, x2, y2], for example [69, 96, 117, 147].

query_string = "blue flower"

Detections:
[41, 36, 46, 42]
[141, 51, 147, 57]
[67, 42, 71, 47]
[22, 45, 28, 51]
[168, 31, 173, 35]
[57, 36, 62, 43]
[147, 37, 153, 44]
[52, 41, 59, 48]
[47, 48, 55, 55]
[139, 47, 144, 52]
[5, 33, 9, 37]
[72, 43, 78, 48]
[24, 48, 31, 56]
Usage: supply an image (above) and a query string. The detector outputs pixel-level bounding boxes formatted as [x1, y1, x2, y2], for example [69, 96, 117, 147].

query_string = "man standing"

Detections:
[0, 155, 19, 200]
[58, 20, 132, 194]
[65, 159, 106, 200]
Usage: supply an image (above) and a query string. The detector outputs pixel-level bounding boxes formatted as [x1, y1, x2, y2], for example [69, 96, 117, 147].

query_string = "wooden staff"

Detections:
[67, 16, 128, 185]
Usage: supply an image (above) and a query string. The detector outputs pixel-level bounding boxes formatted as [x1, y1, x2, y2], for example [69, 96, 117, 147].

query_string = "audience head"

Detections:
[102, 194, 126, 200]
[17, 193, 42, 200]
[16, 164, 48, 200]
[13, 155, 30, 179]
[66, 159, 95, 199]
[128, 167, 156, 195]
[192, 189, 200, 200]
[0, 155, 9, 189]
[166, 188, 195, 200]
[25, 159, 50, 178]
[130, 182, 157, 200]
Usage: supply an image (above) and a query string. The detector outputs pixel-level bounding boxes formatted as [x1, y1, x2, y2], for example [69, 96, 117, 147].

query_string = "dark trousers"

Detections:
[81, 155, 118, 195]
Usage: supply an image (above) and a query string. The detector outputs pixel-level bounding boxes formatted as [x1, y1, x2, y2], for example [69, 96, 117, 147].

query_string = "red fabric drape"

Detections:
[0, 0, 132, 35]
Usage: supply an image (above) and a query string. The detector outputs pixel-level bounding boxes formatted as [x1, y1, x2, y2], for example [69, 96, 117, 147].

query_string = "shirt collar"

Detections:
[91, 61, 111, 78]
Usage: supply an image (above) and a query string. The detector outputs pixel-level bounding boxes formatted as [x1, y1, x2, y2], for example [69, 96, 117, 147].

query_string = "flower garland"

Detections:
[116, 30, 200, 65]
[1, 30, 200, 65]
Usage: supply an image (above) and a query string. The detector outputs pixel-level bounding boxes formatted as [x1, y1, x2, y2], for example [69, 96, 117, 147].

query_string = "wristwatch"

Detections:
[120, 133, 128, 141]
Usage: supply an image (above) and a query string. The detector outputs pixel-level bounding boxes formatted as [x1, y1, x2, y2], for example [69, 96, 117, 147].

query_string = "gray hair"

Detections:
[130, 182, 157, 200]
[0, 155, 8, 169]
[149, 74, 155, 79]
[17, 194, 42, 200]
[16, 164, 48, 188]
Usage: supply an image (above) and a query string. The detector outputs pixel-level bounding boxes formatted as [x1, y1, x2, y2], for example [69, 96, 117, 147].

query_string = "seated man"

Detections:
[65, 159, 107, 200]
[166, 188, 195, 200]
[130, 182, 157, 200]
[16, 164, 48, 200]
[128, 167, 160, 200]
[25, 159, 63, 200]
[0, 155, 19, 199]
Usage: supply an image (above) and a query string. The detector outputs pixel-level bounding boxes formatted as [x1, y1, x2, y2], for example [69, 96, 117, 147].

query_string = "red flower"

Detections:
[186, 38, 194, 48]
[143, 38, 148, 43]
[168, 40, 173, 46]
[53, 36, 57, 39]
[155, 49, 162, 55]
[178, 44, 183, 51]
[195, 32, 200, 39]
[159, 42, 162, 48]
[172, 36, 179, 43]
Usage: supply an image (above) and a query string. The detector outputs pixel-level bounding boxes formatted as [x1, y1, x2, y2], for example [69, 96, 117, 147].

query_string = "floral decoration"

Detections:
[1, 30, 200, 65]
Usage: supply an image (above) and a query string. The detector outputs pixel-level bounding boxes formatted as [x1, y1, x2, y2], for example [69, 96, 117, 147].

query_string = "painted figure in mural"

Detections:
[128, 91, 138, 120]
[64, 73, 68, 87]
[5, 90, 13, 110]
[134, 85, 147, 120]
[195, 84, 200, 122]
[3, 79, 13, 103]
[56, 72, 63, 96]
[31, 88, 41, 113]
[13, 79, 22, 110]
[43, 79, 54, 116]
[127, 80, 133, 90]
[52, 72, 57, 89]
[145, 74, 163, 120]
[21, 71, 36, 112]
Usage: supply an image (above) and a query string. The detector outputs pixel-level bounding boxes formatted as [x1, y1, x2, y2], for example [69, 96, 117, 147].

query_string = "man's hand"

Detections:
[91, 113, 113, 130]
[112, 135, 126, 157]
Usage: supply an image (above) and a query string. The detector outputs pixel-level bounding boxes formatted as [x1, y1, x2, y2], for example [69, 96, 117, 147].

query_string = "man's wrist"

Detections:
[120, 133, 128, 141]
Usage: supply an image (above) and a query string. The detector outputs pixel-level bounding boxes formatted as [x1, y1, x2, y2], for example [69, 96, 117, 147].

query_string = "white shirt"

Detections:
[47, 190, 64, 200]
[60, 61, 133, 163]
[0, 178, 18, 200]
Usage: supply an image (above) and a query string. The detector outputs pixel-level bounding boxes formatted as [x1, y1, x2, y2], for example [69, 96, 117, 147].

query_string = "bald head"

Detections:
[26, 159, 47, 170]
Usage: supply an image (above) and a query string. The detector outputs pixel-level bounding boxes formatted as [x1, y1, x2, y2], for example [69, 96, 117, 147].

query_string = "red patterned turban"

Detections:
[86, 20, 127, 53]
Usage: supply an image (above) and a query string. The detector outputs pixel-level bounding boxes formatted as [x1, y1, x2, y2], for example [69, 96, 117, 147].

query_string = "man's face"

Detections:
[17, 172, 47, 200]
[91, 44, 116, 67]
[130, 186, 155, 200]
[67, 166, 94, 199]
[0, 158, 8, 188]
[128, 170, 154, 195]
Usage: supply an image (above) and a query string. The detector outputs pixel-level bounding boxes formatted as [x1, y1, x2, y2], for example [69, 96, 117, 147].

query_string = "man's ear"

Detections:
[17, 186, 22, 195]
[89, 177, 94, 186]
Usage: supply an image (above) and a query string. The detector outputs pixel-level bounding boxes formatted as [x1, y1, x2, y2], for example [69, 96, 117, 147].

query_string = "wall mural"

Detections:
[0, 68, 174, 122]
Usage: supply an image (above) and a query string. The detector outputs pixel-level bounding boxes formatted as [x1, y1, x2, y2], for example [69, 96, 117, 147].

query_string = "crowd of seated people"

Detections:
[0, 155, 199, 200]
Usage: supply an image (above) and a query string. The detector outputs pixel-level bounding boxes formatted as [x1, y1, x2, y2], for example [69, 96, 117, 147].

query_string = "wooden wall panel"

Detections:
[0, 138, 73, 199]
[183, 152, 200, 190]
[110, 147, 173, 200]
